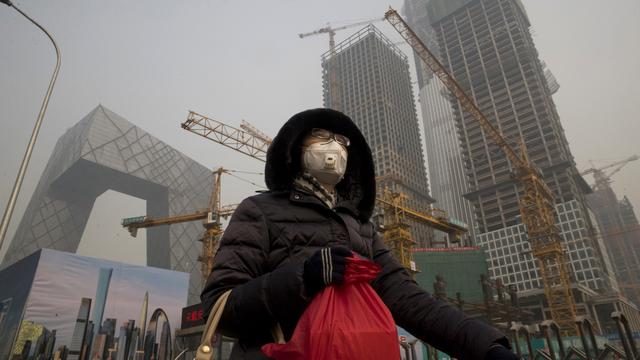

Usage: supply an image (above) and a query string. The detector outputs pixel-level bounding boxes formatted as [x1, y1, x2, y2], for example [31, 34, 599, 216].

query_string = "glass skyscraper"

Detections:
[68, 298, 91, 360]
[1, 105, 213, 303]
[91, 268, 113, 343]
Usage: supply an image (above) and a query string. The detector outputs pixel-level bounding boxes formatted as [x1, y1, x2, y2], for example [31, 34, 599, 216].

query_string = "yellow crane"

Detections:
[181, 111, 270, 162]
[581, 155, 639, 191]
[376, 187, 468, 272]
[122, 167, 238, 280]
[125, 112, 272, 280]
[299, 17, 383, 111]
[181, 111, 468, 274]
[384, 8, 578, 333]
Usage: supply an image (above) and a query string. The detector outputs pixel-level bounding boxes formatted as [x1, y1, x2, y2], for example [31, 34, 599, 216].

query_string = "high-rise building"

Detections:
[541, 62, 560, 95]
[45, 329, 57, 360]
[92, 269, 112, 330]
[91, 334, 107, 360]
[402, 0, 621, 324]
[115, 320, 134, 360]
[20, 340, 32, 359]
[90, 267, 112, 356]
[0, 105, 212, 304]
[588, 188, 640, 306]
[404, 1, 478, 245]
[54, 345, 69, 360]
[322, 24, 435, 247]
[137, 292, 148, 352]
[82, 321, 94, 360]
[619, 196, 639, 227]
[126, 328, 139, 360]
[100, 318, 117, 353]
[68, 298, 92, 360]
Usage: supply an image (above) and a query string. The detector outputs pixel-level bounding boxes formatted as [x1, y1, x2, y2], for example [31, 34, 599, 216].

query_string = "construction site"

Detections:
[0, 0, 639, 359]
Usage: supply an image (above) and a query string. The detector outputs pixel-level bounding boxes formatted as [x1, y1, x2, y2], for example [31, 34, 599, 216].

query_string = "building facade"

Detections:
[402, 0, 618, 295]
[0, 105, 212, 303]
[91, 267, 113, 344]
[322, 25, 435, 246]
[68, 298, 91, 360]
[404, 1, 479, 245]
[476, 200, 617, 293]
[588, 188, 640, 306]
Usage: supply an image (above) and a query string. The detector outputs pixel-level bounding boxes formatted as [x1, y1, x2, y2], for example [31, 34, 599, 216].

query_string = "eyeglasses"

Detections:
[310, 128, 350, 147]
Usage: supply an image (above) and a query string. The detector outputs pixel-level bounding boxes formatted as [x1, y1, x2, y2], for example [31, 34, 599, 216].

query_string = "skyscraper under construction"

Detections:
[588, 189, 640, 307]
[322, 25, 435, 247]
[403, 0, 626, 325]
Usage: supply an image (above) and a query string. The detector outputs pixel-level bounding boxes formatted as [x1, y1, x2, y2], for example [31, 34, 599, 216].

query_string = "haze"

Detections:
[1, 0, 638, 264]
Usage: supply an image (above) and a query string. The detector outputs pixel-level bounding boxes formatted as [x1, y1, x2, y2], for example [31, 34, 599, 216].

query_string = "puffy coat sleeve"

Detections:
[370, 230, 509, 360]
[200, 197, 308, 339]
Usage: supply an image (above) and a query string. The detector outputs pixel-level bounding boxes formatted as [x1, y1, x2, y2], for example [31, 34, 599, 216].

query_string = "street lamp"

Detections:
[0, 0, 61, 257]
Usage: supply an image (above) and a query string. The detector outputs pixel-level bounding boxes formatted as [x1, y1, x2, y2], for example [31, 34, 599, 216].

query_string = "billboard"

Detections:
[0, 251, 40, 360]
[0, 249, 189, 360]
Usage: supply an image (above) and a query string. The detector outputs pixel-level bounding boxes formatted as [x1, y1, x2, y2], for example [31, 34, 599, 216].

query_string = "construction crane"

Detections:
[181, 111, 270, 162]
[182, 111, 468, 274]
[581, 155, 639, 191]
[240, 119, 273, 145]
[124, 114, 274, 281]
[299, 17, 383, 111]
[376, 187, 468, 272]
[384, 8, 578, 334]
[121, 167, 238, 280]
[181, 111, 273, 160]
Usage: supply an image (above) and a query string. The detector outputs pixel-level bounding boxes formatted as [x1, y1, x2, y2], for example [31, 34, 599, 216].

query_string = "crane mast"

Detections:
[376, 187, 468, 272]
[384, 8, 577, 334]
[122, 167, 238, 282]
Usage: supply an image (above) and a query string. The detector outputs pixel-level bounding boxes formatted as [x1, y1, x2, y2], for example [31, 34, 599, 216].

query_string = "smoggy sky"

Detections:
[1, 0, 639, 263]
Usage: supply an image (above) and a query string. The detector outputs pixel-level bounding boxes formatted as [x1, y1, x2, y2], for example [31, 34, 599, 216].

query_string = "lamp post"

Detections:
[0, 0, 61, 257]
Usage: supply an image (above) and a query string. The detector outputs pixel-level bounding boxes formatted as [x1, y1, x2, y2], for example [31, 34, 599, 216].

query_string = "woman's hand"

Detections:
[303, 246, 351, 296]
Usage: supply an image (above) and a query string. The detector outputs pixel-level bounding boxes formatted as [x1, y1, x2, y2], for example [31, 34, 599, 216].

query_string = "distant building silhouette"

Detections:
[91, 268, 113, 350]
[115, 320, 135, 360]
[54, 345, 69, 360]
[81, 321, 94, 360]
[19, 340, 31, 360]
[68, 298, 91, 360]
[44, 329, 57, 359]
[588, 191, 640, 306]
[137, 292, 148, 352]
[90, 333, 107, 360]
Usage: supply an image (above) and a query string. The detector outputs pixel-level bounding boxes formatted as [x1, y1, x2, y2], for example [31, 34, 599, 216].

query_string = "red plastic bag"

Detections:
[261, 256, 400, 360]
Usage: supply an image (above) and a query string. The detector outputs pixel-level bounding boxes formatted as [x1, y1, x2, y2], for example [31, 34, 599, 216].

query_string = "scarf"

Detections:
[293, 171, 336, 209]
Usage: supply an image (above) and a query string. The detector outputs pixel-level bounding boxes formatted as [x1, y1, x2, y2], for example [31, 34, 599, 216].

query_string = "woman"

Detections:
[201, 108, 516, 359]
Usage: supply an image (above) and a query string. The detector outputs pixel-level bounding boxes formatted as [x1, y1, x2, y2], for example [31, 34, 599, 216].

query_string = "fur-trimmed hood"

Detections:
[265, 108, 376, 221]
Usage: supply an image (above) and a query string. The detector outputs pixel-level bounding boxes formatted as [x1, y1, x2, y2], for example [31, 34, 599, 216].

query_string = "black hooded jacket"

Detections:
[201, 108, 508, 359]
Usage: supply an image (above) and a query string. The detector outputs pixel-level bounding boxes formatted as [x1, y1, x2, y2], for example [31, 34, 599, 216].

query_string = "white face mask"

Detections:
[302, 140, 348, 186]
